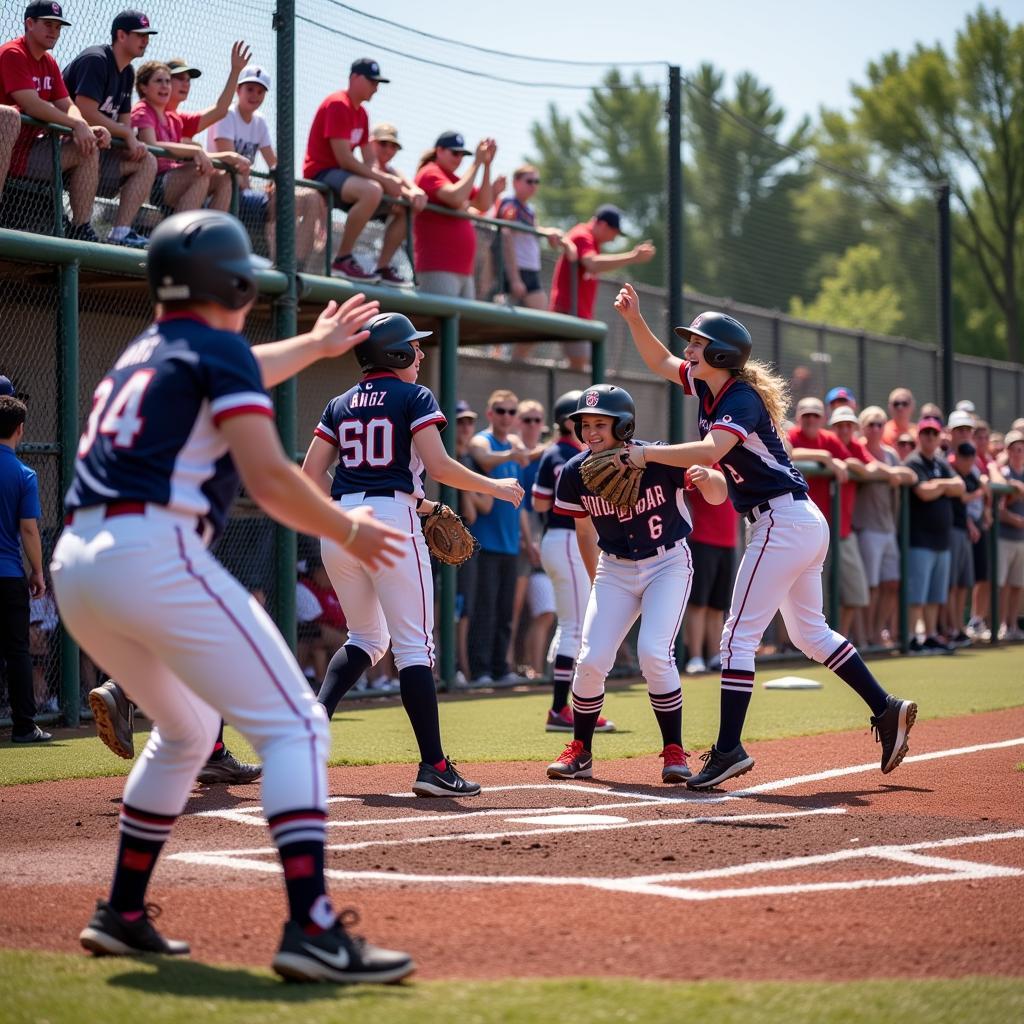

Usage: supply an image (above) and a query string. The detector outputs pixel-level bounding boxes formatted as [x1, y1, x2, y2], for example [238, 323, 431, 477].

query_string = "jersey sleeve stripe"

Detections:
[411, 412, 447, 434]
[212, 403, 275, 425]
[532, 484, 554, 498]
[678, 361, 695, 396]
[711, 422, 747, 441]
[210, 391, 273, 418]
[554, 499, 587, 518]
[313, 425, 339, 447]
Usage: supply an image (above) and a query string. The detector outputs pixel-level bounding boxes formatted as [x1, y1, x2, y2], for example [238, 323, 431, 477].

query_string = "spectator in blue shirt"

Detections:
[0, 386, 51, 742]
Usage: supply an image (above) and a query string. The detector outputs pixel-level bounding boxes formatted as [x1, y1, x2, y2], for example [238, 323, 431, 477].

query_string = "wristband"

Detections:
[340, 517, 359, 549]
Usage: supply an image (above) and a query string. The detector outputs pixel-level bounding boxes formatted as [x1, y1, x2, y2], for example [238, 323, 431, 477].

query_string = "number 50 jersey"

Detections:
[314, 370, 446, 500]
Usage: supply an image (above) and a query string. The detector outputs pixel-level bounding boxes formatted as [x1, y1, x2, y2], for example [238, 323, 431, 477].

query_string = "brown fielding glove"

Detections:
[421, 503, 480, 566]
[580, 448, 644, 510]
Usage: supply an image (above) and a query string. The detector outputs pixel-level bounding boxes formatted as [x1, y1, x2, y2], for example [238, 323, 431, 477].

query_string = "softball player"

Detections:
[301, 312, 524, 797]
[53, 210, 414, 983]
[545, 385, 727, 783]
[614, 284, 917, 789]
[532, 390, 615, 733]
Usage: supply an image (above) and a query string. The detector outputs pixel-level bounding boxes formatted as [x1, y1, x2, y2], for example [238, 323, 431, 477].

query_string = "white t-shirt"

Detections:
[295, 581, 322, 624]
[207, 106, 273, 165]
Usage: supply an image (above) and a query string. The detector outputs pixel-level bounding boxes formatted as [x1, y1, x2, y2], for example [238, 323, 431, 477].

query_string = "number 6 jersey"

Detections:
[314, 370, 446, 500]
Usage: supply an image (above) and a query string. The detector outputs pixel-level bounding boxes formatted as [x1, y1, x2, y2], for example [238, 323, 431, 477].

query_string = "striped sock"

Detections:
[649, 688, 683, 748]
[717, 668, 755, 751]
[552, 656, 574, 713]
[269, 809, 333, 931]
[571, 692, 604, 750]
[825, 641, 889, 716]
[108, 804, 176, 914]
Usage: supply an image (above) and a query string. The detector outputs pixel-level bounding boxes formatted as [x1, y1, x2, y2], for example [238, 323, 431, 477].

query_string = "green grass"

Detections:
[2, 645, 1022, 787]
[0, 951, 1021, 1024]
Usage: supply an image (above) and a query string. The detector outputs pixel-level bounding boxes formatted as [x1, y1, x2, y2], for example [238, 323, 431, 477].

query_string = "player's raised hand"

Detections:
[493, 478, 525, 507]
[342, 506, 408, 570]
[311, 295, 381, 357]
[230, 41, 253, 74]
[613, 284, 643, 324]
[632, 240, 656, 264]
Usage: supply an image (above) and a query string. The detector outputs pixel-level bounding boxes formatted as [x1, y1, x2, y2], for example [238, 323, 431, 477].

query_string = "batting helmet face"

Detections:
[148, 210, 270, 311]
[354, 313, 433, 372]
[569, 384, 636, 444]
[674, 311, 752, 370]
[552, 390, 583, 429]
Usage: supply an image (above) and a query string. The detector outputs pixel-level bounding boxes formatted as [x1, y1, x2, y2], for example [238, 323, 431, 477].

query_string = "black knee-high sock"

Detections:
[108, 804, 176, 914]
[552, 655, 574, 712]
[268, 809, 334, 931]
[208, 720, 226, 759]
[399, 664, 444, 767]
[824, 641, 889, 716]
[650, 687, 683, 748]
[717, 668, 754, 751]
[318, 644, 372, 719]
[571, 692, 604, 751]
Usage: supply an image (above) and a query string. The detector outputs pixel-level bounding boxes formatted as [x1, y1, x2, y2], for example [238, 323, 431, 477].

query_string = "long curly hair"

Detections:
[733, 360, 791, 428]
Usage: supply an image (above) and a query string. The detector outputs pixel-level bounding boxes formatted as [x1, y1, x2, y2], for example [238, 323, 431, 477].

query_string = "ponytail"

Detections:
[417, 147, 438, 170]
[733, 360, 791, 429]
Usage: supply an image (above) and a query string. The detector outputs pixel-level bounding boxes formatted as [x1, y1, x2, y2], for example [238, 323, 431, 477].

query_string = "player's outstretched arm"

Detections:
[636, 429, 739, 470]
[252, 295, 379, 388]
[222, 414, 407, 570]
[414, 425, 524, 506]
[613, 284, 682, 384]
[686, 465, 729, 505]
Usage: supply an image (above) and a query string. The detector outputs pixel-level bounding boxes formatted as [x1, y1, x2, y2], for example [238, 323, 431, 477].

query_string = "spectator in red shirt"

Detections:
[0, 2, 111, 241]
[882, 387, 916, 448]
[549, 205, 655, 371]
[303, 58, 407, 284]
[413, 131, 503, 300]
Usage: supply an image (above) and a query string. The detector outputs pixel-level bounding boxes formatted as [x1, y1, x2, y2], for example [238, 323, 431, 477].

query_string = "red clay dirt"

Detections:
[2, 706, 1023, 982]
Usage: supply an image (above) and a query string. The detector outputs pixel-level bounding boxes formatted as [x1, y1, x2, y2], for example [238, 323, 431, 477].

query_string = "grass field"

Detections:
[1, 644, 1021, 787]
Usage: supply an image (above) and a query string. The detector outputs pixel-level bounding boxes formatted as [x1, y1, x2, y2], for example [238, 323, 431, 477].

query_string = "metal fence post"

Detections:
[591, 338, 606, 386]
[898, 484, 910, 653]
[50, 129, 64, 236]
[667, 65, 684, 446]
[937, 184, 954, 414]
[828, 477, 841, 626]
[58, 261, 80, 723]
[438, 315, 459, 689]
[988, 512, 1000, 646]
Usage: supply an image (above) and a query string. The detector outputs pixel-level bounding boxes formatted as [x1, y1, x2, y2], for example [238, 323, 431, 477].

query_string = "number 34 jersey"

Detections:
[314, 370, 447, 500]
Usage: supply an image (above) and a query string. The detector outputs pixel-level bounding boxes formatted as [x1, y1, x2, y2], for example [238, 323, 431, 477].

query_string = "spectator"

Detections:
[855, 405, 916, 646]
[989, 431, 1006, 461]
[684, 464, 739, 674]
[297, 558, 348, 683]
[947, 408, 975, 452]
[414, 131, 502, 299]
[165, 57, 198, 113]
[994, 430, 1024, 641]
[28, 581, 58, 711]
[61, 10, 157, 249]
[948, 441, 982, 646]
[0, 392, 50, 742]
[0, 2, 110, 242]
[207, 65, 322, 266]
[826, 386, 857, 414]
[549, 205, 655, 372]
[894, 432, 916, 461]
[302, 57, 406, 283]
[967, 418, 996, 638]
[467, 389, 529, 684]
[904, 416, 964, 654]
[882, 387, 916, 447]
[130, 42, 250, 214]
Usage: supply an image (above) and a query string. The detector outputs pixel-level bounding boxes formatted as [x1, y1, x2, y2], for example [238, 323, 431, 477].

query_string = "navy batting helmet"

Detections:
[354, 313, 432, 372]
[148, 210, 270, 311]
[553, 390, 583, 429]
[569, 384, 636, 443]
[674, 311, 752, 370]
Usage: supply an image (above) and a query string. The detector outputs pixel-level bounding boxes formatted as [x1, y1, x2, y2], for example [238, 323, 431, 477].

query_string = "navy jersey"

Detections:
[679, 362, 807, 514]
[314, 371, 445, 500]
[65, 315, 272, 541]
[533, 438, 585, 532]
[554, 441, 692, 559]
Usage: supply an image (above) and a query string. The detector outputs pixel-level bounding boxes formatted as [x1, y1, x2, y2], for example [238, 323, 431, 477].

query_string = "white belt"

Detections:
[337, 491, 419, 509]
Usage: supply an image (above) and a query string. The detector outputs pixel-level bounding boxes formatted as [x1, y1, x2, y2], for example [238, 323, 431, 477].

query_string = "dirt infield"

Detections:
[2, 706, 1023, 981]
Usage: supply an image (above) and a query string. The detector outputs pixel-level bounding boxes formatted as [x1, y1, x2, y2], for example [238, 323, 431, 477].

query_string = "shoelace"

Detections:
[336, 907, 367, 952]
[697, 747, 716, 768]
[556, 741, 583, 764]
[662, 746, 690, 766]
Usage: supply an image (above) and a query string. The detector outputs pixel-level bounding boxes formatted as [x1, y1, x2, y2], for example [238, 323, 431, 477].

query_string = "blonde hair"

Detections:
[417, 147, 439, 170]
[488, 389, 518, 409]
[733, 360, 790, 428]
[513, 164, 538, 180]
[517, 399, 544, 416]
[859, 405, 886, 429]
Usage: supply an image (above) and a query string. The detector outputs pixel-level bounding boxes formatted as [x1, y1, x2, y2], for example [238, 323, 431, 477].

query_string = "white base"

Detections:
[762, 675, 823, 690]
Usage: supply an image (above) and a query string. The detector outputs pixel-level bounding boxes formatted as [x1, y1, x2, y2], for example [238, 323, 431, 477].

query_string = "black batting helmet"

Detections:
[354, 313, 432, 372]
[674, 311, 752, 370]
[569, 384, 636, 443]
[148, 210, 270, 311]
[552, 390, 582, 429]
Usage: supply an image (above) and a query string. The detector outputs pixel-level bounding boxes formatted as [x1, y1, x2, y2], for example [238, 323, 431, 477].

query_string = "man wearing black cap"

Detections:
[61, 11, 159, 248]
[549, 205, 655, 370]
[0, 3, 110, 241]
[302, 57, 406, 284]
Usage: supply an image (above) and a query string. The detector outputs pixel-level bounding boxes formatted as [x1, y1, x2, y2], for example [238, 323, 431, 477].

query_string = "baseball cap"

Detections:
[594, 204, 624, 232]
[796, 396, 825, 418]
[455, 400, 477, 420]
[167, 58, 201, 79]
[947, 410, 975, 430]
[371, 122, 401, 148]
[111, 10, 157, 35]
[955, 399, 976, 413]
[917, 416, 943, 433]
[955, 441, 977, 458]
[435, 131, 471, 155]
[825, 386, 856, 405]
[25, 2, 71, 24]
[1005, 429, 1024, 448]
[238, 65, 271, 90]
[0, 375, 13, 397]
[828, 406, 859, 426]
[350, 57, 389, 83]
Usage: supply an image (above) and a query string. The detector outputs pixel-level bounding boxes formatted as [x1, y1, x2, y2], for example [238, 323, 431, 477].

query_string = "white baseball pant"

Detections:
[321, 492, 434, 671]
[541, 528, 589, 661]
[573, 542, 693, 699]
[51, 505, 329, 819]
[720, 496, 846, 672]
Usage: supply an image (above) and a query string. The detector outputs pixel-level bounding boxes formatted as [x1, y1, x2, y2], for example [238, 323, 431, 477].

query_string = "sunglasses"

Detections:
[865, 421, 885, 428]
[919, 429, 940, 436]
[892, 400, 911, 408]
[522, 177, 540, 185]
[492, 407, 517, 415]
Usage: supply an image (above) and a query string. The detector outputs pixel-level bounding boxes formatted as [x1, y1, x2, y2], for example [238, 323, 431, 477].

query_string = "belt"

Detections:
[746, 491, 807, 524]
[606, 537, 687, 563]
[63, 500, 146, 526]
[339, 490, 422, 510]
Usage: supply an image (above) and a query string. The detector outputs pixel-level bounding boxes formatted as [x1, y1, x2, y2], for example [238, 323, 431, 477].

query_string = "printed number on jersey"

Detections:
[78, 370, 156, 456]
[338, 417, 395, 468]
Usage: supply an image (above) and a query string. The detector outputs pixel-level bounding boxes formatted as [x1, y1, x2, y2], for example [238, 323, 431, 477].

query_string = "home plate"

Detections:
[505, 813, 630, 826]
[763, 675, 823, 690]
